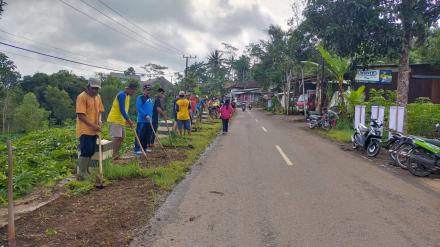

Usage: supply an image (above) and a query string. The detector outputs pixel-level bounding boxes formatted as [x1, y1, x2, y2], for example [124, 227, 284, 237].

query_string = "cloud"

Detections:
[0, 0, 289, 79]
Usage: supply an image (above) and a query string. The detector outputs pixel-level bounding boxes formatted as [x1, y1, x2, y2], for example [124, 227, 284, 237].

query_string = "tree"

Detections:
[100, 75, 123, 119]
[141, 63, 168, 79]
[43, 86, 75, 124]
[0, 1, 6, 16]
[13, 93, 49, 132]
[382, 0, 440, 105]
[412, 28, 440, 66]
[232, 55, 251, 82]
[124, 67, 136, 76]
[303, 0, 401, 64]
[318, 46, 350, 113]
[303, 0, 440, 105]
[0, 52, 21, 133]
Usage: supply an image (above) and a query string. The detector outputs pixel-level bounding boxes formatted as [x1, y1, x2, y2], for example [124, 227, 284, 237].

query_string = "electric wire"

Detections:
[96, 0, 184, 54]
[77, 0, 179, 55]
[58, 0, 176, 56]
[0, 41, 125, 72]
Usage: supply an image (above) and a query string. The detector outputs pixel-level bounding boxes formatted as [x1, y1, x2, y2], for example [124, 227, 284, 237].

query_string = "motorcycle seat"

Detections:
[424, 139, 440, 147]
[358, 124, 369, 132]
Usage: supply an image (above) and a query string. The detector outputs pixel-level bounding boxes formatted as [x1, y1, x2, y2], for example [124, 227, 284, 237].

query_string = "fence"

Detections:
[354, 103, 440, 137]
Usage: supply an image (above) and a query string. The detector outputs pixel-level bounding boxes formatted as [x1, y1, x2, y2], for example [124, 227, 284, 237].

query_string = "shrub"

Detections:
[406, 103, 440, 137]
[414, 97, 432, 104]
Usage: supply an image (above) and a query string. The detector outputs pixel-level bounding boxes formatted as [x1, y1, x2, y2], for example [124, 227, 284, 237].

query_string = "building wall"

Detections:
[360, 67, 439, 103]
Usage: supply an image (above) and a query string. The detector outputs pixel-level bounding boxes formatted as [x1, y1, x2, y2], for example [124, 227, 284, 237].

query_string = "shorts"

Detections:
[177, 120, 191, 130]
[78, 135, 97, 157]
[109, 122, 126, 138]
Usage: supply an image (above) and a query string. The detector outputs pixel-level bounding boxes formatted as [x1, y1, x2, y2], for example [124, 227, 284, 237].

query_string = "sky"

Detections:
[0, 0, 295, 81]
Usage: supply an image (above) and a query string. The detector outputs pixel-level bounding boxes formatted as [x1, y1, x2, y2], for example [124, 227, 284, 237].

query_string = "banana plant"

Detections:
[318, 46, 351, 114]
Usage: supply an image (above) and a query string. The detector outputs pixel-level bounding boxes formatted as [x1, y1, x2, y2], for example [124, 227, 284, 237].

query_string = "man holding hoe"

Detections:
[151, 87, 168, 145]
[75, 78, 105, 180]
[107, 82, 138, 160]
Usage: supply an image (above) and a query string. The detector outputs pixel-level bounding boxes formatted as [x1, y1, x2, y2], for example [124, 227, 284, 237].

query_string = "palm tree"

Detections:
[318, 46, 350, 113]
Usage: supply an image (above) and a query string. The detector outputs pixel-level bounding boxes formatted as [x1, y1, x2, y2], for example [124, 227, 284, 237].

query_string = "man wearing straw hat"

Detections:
[75, 78, 105, 180]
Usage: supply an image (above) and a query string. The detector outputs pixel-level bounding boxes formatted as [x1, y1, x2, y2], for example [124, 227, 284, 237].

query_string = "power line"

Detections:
[0, 29, 122, 68]
[0, 49, 97, 73]
[58, 0, 175, 56]
[0, 41, 126, 72]
[77, 0, 179, 55]
[96, 0, 184, 55]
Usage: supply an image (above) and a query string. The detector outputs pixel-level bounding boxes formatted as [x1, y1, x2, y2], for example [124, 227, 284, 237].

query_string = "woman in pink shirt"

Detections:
[219, 99, 233, 134]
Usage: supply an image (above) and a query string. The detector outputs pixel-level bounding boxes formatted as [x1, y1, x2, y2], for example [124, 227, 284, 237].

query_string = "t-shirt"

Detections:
[176, 98, 190, 120]
[107, 91, 131, 126]
[189, 96, 197, 113]
[76, 91, 105, 138]
[152, 96, 163, 124]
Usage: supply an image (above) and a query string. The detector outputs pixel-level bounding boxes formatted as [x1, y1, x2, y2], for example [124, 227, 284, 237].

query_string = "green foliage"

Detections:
[65, 180, 94, 196]
[406, 103, 440, 138]
[0, 128, 77, 203]
[43, 86, 74, 124]
[13, 92, 49, 132]
[414, 97, 432, 104]
[344, 86, 366, 117]
[269, 96, 283, 114]
[318, 46, 350, 82]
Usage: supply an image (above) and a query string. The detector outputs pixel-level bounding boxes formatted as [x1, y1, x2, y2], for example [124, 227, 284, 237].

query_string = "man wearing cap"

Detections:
[75, 78, 105, 180]
[134, 84, 154, 155]
[175, 91, 191, 136]
[151, 88, 168, 145]
[107, 82, 138, 160]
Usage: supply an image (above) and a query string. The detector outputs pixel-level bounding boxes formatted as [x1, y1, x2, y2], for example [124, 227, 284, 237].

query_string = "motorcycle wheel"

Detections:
[387, 140, 400, 161]
[308, 121, 316, 129]
[352, 133, 360, 149]
[407, 149, 432, 177]
[321, 121, 331, 130]
[395, 144, 414, 169]
[367, 140, 381, 157]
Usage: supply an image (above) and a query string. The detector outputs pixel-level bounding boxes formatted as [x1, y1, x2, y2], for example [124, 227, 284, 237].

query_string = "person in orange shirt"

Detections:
[75, 78, 105, 180]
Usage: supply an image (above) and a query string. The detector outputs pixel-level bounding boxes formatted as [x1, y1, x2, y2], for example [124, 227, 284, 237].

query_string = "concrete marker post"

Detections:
[7, 139, 16, 247]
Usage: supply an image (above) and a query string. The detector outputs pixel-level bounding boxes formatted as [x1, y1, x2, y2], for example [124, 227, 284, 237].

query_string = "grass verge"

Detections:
[99, 120, 221, 191]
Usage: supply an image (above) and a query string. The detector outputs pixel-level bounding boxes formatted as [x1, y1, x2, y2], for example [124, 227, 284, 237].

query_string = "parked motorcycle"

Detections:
[352, 119, 382, 157]
[248, 104, 252, 110]
[406, 123, 440, 177]
[386, 131, 406, 161]
[307, 110, 338, 130]
[241, 104, 246, 112]
[393, 135, 416, 169]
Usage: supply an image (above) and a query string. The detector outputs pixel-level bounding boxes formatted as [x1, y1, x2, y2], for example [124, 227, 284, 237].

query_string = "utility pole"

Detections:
[183, 55, 197, 78]
[182, 55, 197, 92]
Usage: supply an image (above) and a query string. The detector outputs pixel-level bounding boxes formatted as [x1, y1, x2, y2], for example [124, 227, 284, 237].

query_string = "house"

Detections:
[355, 64, 440, 103]
[109, 72, 141, 83]
[224, 80, 262, 103]
[142, 76, 173, 91]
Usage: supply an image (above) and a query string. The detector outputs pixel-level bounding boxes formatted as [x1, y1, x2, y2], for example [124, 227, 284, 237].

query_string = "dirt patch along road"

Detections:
[133, 110, 440, 247]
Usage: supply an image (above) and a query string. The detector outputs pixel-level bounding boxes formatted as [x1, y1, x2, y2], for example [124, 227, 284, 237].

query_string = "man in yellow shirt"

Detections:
[76, 78, 105, 180]
[175, 91, 191, 136]
[107, 82, 138, 160]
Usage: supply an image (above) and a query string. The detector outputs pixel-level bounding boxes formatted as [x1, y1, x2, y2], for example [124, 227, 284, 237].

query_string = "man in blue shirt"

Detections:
[134, 84, 154, 155]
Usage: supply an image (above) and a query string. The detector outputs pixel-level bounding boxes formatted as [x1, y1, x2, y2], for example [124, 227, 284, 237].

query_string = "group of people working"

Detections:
[75, 78, 235, 180]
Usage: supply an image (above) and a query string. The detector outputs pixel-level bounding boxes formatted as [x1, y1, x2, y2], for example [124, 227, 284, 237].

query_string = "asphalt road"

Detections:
[132, 110, 440, 247]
